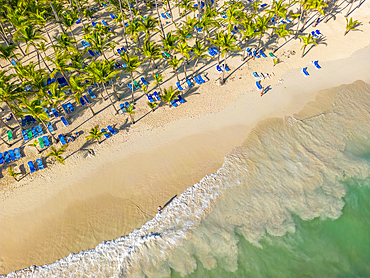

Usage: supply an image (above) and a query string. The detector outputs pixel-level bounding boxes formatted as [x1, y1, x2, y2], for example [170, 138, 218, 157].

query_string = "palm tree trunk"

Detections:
[174, 68, 180, 82]
[87, 102, 95, 116]
[130, 72, 135, 102]
[49, 1, 65, 33]
[45, 29, 55, 45]
[193, 57, 200, 76]
[39, 118, 57, 143]
[0, 15, 10, 46]
[154, 0, 166, 37]
[221, 52, 228, 84]
[111, 80, 120, 100]
[345, 0, 355, 17]
[301, 45, 306, 58]
[129, 113, 135, 124]
[60, 70, 71, 86]
[102, 82, 119, 113]
[183, 56, 188, 79]
[118, 0, 129, 49]
[33, 44, 52, 72]
[166, 0, 174, 23]
[126, 0, 134, 21]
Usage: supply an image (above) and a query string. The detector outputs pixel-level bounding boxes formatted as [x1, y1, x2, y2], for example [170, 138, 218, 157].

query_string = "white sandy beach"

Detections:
[1, 1, 370, 274]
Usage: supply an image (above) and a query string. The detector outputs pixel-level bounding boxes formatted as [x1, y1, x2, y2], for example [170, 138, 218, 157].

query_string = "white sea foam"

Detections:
[4, 81, 370, 277]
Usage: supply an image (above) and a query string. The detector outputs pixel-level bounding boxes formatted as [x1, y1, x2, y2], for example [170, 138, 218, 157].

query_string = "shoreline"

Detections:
[2, 5, 370, 275]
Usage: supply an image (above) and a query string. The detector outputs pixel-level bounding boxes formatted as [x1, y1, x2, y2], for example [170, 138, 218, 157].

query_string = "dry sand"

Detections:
[1, 1, 370, 274]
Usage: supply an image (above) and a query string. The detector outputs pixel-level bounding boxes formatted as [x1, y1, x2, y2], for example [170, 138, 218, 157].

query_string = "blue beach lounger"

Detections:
[222, 64, 230, 71]
[4, 151, 10, 163]
[22, 130, 29, 142]
[47, 122, 54, 132]
[44, 108, 50, 118]
[316, 30, 323, 37]
[194, 76, 202, 85]
[165, 12, 171, 18]
[161, 13, 167, 19]
[253, 72, 260, 79]
[312, 60, 321, 69]
[14, 148, 21, 160]
[153, 91, 161, 101]
[36, 159, 44, 170]
[141, 77, 149, 86]
[0, 153, 3, 164]
[147, 93, 154, 103]
[88, 89, 96, 99]
[302, 67, 309, 76]
[83, 95, 90, 104]
[107, 125, 117, 135]
[88, 49, 95, 56]
[198, 75, 207, 83]
[256, 81, 262, 90]
[186, 79, 193, 87]
[43, 136, 50, 147]
[67, 102, 75, 112]
[170, 100, 178, 107]
[259, 50, 267, 58]
[61, 116, 69, 126]
[80, 97, 86, 106]
[51, 108, 59, 117]
[31, 127, 38, 138]
[120, 103, 125, 112]
[176, 82, 184, 91]
[9, 149, 16, 161]
[177, 95, 186, 104]
[102, 20, 108, 26]
[125, 102, 130, 109]
[101, 128, 110, 139]
[36, 125, 43, 136]
[28, 161, 36, 173]
[216, 65, 223, 73]
[58, 134, 67, 145]
[11, 59, 17, 66]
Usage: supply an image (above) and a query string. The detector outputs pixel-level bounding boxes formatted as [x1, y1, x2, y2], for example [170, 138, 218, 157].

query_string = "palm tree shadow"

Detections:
[224, 57, 252, 83]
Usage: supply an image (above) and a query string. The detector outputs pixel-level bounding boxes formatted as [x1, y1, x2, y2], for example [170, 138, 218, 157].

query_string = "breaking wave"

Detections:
[4, 80, 370, 277]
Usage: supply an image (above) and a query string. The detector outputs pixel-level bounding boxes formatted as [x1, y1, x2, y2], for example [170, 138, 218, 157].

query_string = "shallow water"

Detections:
[4, 81, 370, 277]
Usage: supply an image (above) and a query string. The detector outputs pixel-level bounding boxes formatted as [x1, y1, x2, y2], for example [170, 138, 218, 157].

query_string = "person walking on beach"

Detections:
[260, 88, 264, 97]
[157, 206, 162, 213]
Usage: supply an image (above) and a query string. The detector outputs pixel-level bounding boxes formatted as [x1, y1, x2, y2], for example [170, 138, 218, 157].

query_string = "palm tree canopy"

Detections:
[120, 52, 142, 75]
[13, 25, 47, 53]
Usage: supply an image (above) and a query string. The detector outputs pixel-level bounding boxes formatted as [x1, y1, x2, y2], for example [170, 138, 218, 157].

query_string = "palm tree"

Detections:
[120, 52, 142, 102]
[192, 41, 208, 75]
[47, 83, 68, 115]
[13, 25, 51, 72]
[0, 72, 23, 128]
[140, 39, 162, 76]
[240, 21, 256, 61]
[265, 0, 288, 22]
[167, 56, 183, 82]
[17, 98, 58, 143]
[300, 0, 327, 31]
[138, 15, 159, 41]
[161, 32, 178, 56]
[46, 51, 71, 85]
[154, 0, 165, 37]
[84, 60, 120, 113]
[344, 17, 360, 35]
[28, 140, 41, 154]
[255, 14, 271, 50]
[175, 42, 191, 79]
[123, 103, 135, 124]
[8, 166, 22, 182]
[47, 145, 68, 164]
[198, 16, 220, 44]
[60, 11, 79, 41]
[125, 20, 142, 48]
[84, 30, 118, 61]
[222, 2, 244, 34]
[177, 0, 193, 18]
[299, 33, 317, 57]
[29, 9, 54, 45]
[0, 44, 19, 67]
[218, 32, 240, 84]
[161, 86, 179, 107]
[273, 24, 292, 52]
[68, 75, 95, 116]
[153, 73, 164, 94]
[53, 33, 77, 54]
[85, 125, 105, 144]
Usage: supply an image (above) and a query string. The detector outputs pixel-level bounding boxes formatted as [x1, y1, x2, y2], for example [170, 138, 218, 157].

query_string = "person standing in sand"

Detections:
[157, 206, 162, 213]
[260, 88, 264, 97]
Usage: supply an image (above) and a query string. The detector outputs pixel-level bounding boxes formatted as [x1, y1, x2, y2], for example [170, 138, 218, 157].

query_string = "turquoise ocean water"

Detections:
[5, 81, 370, 277]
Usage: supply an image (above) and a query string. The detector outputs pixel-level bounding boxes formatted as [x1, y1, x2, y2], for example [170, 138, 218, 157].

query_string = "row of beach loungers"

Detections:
[176, 75, 208, 91]
[101, 125, 117, 139]
[127, 77, 149, 91]
[146, 91, 161, 102]
[0, 148, 22, 164]
[28, 159, 45, 173]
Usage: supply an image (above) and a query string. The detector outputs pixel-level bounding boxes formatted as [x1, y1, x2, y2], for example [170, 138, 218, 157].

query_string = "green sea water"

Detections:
[172, 174, 370, 278]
